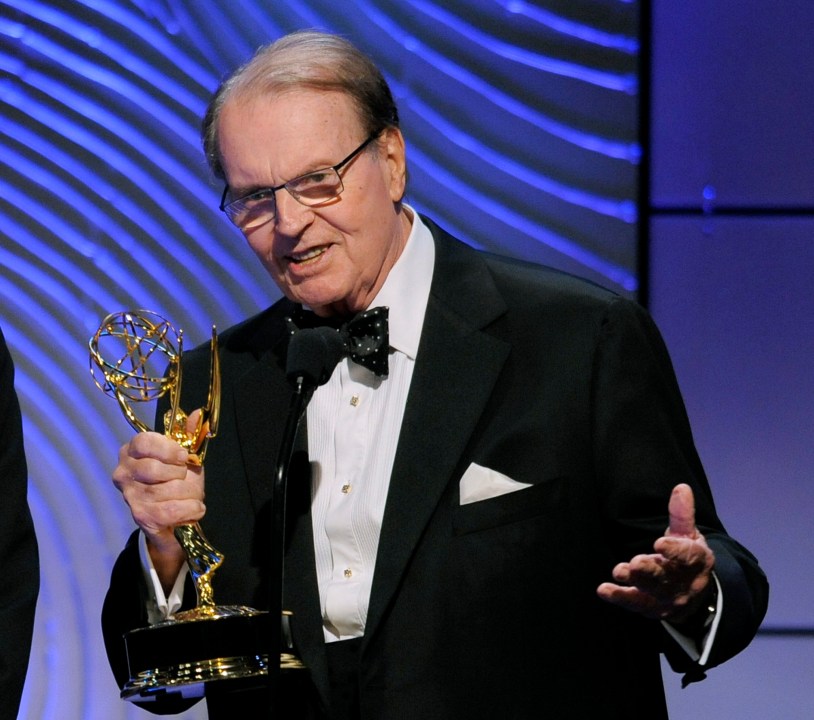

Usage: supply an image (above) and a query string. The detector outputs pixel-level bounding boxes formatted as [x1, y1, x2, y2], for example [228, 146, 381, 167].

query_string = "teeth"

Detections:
[290, 247, 326, 263]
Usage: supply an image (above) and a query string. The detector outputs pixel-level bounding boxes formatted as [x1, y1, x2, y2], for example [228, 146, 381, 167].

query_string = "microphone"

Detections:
[268, 324, 346, 711]
[285, 326, 346, 388]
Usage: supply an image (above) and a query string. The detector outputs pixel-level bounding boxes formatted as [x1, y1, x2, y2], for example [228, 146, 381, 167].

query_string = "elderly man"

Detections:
[102, 30, 768, 719]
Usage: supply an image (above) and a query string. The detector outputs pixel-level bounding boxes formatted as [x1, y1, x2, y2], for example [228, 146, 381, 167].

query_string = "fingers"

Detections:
[655, 535, 709, 565]
[667, 483, 697, 538]
[597, 558, 691, 620]
[119, 431, 188, 469]
[597, 485, 715, 621]
[596, 581, 668, 619]
[598, 542, 715, 620]
[124, 476, 206, 528]
[608, 554, 670, 590]
[112, 431, 206, 541]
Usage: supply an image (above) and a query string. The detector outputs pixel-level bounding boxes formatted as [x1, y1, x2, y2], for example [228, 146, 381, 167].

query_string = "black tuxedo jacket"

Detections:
[103, 219, 767, 719]
[0, 329, 39, 719]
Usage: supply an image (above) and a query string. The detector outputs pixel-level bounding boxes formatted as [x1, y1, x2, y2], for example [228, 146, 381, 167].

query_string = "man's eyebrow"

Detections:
[229, 162, 330, 197]
[229, 182, 277, 198]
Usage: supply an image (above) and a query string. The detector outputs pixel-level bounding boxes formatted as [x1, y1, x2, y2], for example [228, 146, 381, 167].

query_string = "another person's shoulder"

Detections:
[0, 325, 12, 366]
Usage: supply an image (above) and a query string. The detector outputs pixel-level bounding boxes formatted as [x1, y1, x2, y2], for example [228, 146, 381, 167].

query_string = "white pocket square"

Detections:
[459, 462, 532, 505]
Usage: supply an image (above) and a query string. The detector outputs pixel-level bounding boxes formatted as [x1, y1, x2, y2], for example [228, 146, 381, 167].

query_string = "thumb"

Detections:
[666, 483, 698, 538]
[186, 407, 204, 437]
[185, 408, 210, 455]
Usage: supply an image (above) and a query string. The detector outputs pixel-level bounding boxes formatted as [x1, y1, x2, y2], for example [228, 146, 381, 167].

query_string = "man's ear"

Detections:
[382, 127, 407, 202]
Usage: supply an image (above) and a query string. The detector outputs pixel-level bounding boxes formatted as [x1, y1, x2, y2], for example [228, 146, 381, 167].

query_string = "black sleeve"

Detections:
[591, 298, 769, 672]
[101, 530, 200, 714]
[0, 329, 39, 720]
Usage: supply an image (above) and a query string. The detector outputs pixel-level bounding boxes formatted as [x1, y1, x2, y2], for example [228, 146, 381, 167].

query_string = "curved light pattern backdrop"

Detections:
[0, 1, 639, 718]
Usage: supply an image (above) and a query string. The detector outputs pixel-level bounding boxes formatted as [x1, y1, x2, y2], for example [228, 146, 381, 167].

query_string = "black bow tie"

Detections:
[285, 306, 390, 378]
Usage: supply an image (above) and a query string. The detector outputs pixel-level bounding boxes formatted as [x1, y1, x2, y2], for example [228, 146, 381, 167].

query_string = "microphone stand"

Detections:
[268, 374, 310, 714]
[267, 324, 346, 713]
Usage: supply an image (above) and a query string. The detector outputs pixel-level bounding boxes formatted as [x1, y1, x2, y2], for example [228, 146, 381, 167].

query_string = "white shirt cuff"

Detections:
[138, 531, 189, 624]
[662, 571, 723, 666]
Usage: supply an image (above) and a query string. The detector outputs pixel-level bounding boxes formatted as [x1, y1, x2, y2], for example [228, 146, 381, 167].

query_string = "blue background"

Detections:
[1, 1, 811, 718]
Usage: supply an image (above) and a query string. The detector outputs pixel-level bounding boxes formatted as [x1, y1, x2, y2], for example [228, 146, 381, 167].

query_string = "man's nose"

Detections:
[273, 189, 313, 235]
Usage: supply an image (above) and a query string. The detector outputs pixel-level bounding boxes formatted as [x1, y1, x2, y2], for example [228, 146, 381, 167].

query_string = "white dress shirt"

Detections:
[308, 207, 434, 641]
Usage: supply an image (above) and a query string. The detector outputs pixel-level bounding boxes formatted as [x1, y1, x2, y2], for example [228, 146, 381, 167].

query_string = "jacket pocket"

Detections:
[452, 475, 567, 535]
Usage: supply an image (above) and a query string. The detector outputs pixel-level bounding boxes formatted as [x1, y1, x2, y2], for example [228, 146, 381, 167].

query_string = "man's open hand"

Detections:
[596, 484, 715, 622]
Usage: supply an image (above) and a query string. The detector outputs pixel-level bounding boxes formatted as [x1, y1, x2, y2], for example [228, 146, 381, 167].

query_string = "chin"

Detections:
[289, 289, 346, 314]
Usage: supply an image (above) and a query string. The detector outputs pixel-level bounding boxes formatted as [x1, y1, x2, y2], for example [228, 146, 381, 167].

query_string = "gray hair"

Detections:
[202, 30, 400, 180]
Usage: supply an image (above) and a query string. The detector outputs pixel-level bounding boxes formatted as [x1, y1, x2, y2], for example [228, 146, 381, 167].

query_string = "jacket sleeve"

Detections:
[101, 530, 201, 714]
[0, 330, 39, 718]
[591, 297, 769, 674]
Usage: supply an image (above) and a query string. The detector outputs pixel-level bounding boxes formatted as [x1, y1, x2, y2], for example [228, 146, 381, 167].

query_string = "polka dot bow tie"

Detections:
[285, 306, 390, 378]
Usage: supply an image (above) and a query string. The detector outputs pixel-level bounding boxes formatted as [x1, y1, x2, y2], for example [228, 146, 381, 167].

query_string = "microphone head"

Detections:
[286, 327, 346, 388]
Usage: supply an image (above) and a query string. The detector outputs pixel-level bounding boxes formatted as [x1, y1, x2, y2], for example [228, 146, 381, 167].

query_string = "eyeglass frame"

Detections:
[218, 132, 380, 229]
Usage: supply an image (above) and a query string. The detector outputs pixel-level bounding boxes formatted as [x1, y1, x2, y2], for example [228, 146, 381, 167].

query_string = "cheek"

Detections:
[244, 227, 271, 255]
[243, 231, 280, 271]
[245, 235, 263, 258]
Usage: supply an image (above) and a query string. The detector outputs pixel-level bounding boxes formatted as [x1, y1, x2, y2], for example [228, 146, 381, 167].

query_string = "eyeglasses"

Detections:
[219, 133, 379, 230]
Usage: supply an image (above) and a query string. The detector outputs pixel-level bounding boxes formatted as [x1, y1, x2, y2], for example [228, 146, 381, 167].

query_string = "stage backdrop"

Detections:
[0, 2, 639, 718]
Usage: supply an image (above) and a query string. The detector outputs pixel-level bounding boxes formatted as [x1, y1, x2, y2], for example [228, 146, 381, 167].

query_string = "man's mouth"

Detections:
[288, 246, 327, 265]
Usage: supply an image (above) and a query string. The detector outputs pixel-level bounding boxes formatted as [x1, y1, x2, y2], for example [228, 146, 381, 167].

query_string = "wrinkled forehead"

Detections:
[216, 88, 367, 185]
[223, 84, 366, 136]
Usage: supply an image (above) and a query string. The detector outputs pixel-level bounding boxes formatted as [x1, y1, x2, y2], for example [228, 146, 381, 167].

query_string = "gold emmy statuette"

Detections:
[90, 310, 304, 701]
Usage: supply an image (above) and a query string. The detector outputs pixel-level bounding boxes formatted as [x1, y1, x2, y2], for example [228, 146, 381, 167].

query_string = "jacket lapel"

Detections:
[230, 306, 293, 515]
[364, 225, 510, 644]
[228, 226, 513, 701]
[230, 305, 332, 701]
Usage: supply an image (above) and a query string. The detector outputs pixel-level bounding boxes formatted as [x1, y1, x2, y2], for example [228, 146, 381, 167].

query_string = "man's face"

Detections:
[217, 89, 409, 317]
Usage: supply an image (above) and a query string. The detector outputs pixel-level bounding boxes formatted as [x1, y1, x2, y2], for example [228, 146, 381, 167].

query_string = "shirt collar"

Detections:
[368, 205, 434, 360]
